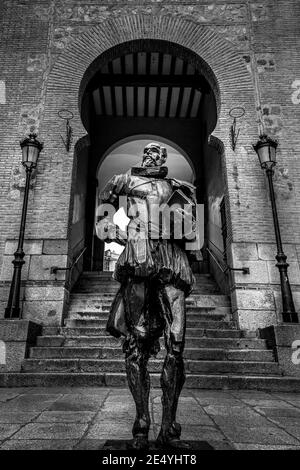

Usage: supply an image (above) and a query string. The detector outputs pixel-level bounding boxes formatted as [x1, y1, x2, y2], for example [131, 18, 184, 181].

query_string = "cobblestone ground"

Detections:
[0, 388, 300, 450]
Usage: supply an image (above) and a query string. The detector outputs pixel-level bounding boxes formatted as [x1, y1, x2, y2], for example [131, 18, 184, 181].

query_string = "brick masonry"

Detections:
[0, 1, 300, 328]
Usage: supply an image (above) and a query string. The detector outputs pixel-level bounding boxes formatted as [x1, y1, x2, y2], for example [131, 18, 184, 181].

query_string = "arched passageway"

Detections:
[94, 137, 196, 271]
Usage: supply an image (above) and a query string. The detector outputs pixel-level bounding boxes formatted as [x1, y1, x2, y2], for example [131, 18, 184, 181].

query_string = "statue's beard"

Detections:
[142, 154, 166, 167]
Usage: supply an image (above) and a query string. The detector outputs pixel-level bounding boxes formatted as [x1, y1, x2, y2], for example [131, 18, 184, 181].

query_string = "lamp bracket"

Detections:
[58, 109, 74, 152]
[229, 107, 245, 151]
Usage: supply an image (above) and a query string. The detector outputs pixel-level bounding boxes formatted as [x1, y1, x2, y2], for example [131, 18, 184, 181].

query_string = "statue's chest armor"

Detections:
[127, 176, 172, 205]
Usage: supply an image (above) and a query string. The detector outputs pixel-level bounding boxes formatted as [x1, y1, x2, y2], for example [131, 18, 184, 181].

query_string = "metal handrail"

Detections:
[206, 247, 227, 274]
[207, 239, 225, 257]
[50, 246, 87, 275]
[206, 245, 250, 275]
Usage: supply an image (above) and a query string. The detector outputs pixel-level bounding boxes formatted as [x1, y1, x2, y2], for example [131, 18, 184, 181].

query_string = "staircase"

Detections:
[2, 272, 300, 390]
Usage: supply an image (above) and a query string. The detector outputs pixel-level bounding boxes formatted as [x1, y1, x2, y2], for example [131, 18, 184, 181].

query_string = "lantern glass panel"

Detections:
[270, 145, 277, 163]
[257, 144, 270, 166]
[22, 144, 39, 168]
[257, 143, 277, 168]
[21, 146, 28, 165]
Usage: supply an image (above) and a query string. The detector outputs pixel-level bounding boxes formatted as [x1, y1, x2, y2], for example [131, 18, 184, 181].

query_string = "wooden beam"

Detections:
[164, 56, 177, 117]
[144, 53, 151, 117]
[120, 55, 127, 117]
[99, 85, 106, 116]
[175, 62, 188, 118]
[108, 62, 117, 117]
[87, 73, 208, 91]
[133, 86, 138, 117]
[185, 87, 196, 118]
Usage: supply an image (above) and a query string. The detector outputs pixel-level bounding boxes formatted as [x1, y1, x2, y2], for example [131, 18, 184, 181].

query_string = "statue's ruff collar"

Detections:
[130, 166, 168, 178]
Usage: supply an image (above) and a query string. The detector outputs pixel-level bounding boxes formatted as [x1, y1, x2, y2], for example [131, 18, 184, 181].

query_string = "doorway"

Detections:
[94, 137, 196, 271]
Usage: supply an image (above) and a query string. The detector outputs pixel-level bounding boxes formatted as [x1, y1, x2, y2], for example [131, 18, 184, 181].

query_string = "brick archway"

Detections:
[42, 15, 256, 143]
[40, 14, 257, 240]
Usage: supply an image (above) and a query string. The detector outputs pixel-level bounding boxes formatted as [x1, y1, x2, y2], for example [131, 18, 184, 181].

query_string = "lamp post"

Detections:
[253, 134, 298, 323]
[5, 134, 43, 319]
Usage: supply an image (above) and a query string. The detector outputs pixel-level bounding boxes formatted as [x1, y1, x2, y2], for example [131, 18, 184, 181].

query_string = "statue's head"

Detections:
[142, 142, 167, 167]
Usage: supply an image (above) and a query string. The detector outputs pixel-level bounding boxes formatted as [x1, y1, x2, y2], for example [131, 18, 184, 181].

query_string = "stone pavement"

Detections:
[0, 388, 300, 450]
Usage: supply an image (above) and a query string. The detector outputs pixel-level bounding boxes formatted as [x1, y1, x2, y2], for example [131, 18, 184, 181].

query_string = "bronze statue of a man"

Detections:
[97, 143, 195, 449]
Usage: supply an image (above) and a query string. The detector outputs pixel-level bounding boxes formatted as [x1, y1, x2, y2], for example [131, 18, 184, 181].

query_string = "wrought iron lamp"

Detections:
[5, 134, 43, 319]
[253, 134, 298, 323]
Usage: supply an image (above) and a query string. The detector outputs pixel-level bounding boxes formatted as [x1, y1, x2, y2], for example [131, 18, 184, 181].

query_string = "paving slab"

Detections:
[0, 388, 299, 449]
[153, 408, 215, 426]
[193, 396, 242, 406]
[191, 390, 236, 399]
[35, 411, 96, 423]
[0, 424, 23, 440]
[273, 397, 300, 408]
[18, 387, 75, 394]
[0, 391, 21, 402]
[99, 400, 136, 414]
[74, 439, 107, 450]
[84, 421, 133, 440]
[0, 412, 40, 423]
[10, 422, 89, 440]
[240, 399, 295, 408]
[220, 425, 300, 445]
[233, 443, 300, 450]
[203, 404, 261, 417]
[174, 424, 228, 442]
[0, 394, 62, 412]
[257, 407, 300, 418]
[48, 394, 105, 412]
[268, 416, 300, 427]
[0, 439, 79, 450]
[278, 426, 300, 440]
[230, 391, 274, 399]
[68, 388, 110, 396]
[209, 415, 276, 428]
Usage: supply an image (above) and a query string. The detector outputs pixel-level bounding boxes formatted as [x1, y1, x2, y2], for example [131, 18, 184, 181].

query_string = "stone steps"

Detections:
[35, 335, 268, 349]
[75, 287, 222, 294]
[69, 294, 230, 305]
[2, 373, 300, 392]
[29, 346, 275, 362]
[11, 271, 300, 391]
[21, 358, 280, 375]
[67, 311, 231, 322]
[43, 326, 245, 338]
[64, 318, 237, 329]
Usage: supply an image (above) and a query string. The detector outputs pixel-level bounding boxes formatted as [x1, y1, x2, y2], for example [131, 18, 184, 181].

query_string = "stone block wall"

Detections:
[0, 239, 69, 325]
[230, 242, 300, 330]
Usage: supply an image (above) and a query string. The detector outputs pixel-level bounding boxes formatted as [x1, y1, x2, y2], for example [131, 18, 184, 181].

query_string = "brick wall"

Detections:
[0, 0, 299, 328]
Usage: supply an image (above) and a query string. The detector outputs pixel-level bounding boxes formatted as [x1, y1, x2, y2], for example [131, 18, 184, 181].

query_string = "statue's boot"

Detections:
[125, 345, 151, 450]
[156, 351, 191, 449]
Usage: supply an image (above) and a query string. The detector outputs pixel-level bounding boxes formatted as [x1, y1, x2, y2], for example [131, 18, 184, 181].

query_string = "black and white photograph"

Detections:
[0, 0, 300, 457]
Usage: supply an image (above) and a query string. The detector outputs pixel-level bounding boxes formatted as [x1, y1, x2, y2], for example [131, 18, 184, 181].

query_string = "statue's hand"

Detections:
[95, 217, 127, 246]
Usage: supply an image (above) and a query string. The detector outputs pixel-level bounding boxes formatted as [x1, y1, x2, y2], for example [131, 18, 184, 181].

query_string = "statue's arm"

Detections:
[100, 174, 129, 204]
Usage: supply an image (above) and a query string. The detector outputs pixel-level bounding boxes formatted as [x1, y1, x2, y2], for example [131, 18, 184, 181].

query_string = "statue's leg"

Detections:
[122, 280, 151, 450]
[124, 335, 151, 449]
[157, 285, 189, 448]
